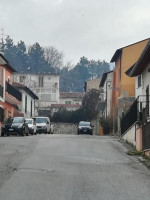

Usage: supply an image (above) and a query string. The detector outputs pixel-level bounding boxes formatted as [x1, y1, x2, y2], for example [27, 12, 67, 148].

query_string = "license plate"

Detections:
[9, 129, 14, 131]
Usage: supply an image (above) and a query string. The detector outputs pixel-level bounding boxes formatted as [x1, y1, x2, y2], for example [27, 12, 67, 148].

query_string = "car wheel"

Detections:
[45, 129, 47, 134]
[26, 128, 29, 136]
[21, 129, 25, 136]
[1, 132, 4, 137]
[7, 133, 10, 136]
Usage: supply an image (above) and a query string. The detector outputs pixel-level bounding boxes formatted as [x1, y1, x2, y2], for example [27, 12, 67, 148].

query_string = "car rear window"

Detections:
[26, 119, 33, 124]
[13, 118, 24, 124]
[35, 118, 47, 123]
[79, 122, 90, 126]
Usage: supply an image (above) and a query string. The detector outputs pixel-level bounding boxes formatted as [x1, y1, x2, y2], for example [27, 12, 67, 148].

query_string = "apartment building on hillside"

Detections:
[13, 73, 59, 116]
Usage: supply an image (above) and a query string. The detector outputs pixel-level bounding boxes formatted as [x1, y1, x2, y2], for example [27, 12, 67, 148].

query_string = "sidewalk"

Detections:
[119, 138, 150, 170]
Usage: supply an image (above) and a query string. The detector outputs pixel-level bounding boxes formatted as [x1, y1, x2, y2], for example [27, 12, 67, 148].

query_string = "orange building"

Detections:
[110, 38, 149, 131]
[0, 53, 22, 125]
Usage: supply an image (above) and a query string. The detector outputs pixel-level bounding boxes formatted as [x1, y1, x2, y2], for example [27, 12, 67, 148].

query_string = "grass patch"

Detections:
[127, 150, 143, 156]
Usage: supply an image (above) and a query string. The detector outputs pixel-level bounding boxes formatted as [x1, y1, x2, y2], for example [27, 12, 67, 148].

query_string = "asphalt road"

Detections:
[0, 134, 150, 200]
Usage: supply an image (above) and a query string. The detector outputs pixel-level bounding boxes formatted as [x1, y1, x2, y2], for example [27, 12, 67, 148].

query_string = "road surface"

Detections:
[0, 135, 150, 200]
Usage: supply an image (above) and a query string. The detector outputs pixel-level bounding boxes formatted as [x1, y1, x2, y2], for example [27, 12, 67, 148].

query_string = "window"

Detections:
[8, 111, 11, 117]
[39, 77, 44, 87]
[0, 107, 4, 122]
[137, 75, 142, 88]
[19, 76, 26, 83]
[8, 76, 10, 83]
[65, 101, 71, 104]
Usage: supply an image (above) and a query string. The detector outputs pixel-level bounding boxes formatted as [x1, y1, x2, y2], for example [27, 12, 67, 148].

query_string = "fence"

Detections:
[121, 99, 137, 135]
[5, 82, 22, 102]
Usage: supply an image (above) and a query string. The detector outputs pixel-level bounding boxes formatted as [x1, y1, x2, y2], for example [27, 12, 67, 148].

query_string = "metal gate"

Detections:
[142, 122, 150, 150]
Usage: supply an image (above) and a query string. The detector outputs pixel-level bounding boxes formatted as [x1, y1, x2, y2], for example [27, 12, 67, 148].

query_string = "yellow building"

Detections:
[110, 38, 149, 132]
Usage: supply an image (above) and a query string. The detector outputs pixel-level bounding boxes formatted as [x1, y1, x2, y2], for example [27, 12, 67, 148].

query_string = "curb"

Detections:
[119, 138, 150, 171]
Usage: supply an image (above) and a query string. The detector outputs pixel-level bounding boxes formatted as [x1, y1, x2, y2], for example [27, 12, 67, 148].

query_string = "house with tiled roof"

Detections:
[0, 53, 22, 125]
[12, 82, 39, 118]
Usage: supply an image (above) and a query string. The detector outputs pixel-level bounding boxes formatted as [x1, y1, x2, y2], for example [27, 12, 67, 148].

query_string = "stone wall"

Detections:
[52, 123, 78, 135]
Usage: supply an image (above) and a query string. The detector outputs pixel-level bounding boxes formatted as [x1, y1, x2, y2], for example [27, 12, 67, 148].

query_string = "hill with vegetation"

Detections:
[2, 36, 110, 92]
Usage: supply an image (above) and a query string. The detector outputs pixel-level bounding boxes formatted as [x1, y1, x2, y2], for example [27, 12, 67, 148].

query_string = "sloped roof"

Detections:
[110, 38, 150, 62]
[99, 70, 113, 87]
[60, 92, 85, 99]
[0, 53, 16, 72]
[12, 82, 39, 100]
[125, 41, 150, 77]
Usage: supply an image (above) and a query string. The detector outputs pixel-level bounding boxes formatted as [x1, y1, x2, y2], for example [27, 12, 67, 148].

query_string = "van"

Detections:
[34, 117, 51, 134]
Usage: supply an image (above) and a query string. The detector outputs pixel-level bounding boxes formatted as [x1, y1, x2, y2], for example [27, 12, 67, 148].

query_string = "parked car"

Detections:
[34, 117, 51, 134]
[25, 118, 37, 135]
[1, 117, 29, 136]
[77, 121, 93, 135]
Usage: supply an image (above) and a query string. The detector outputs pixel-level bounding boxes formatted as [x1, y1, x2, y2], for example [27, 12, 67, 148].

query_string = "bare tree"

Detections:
[44, 46, 64, 68]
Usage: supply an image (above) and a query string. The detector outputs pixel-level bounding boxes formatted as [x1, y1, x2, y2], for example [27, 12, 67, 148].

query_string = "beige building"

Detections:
[84, 78, 101, 92]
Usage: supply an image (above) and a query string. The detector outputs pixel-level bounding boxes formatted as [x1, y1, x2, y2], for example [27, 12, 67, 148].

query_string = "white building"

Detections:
[13, 82, 39, 118]
[59, 92, 84, 105]
[99, 71, 113, 118]
[13, 73, 59, 116]
[51, 92, 85, 115]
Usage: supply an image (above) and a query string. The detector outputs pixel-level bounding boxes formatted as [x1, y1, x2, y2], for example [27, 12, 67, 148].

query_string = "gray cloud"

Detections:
[1, 0, 150, 64]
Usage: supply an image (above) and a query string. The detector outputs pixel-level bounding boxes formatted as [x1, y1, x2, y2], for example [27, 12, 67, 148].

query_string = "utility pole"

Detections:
[0, 28, 4, 53]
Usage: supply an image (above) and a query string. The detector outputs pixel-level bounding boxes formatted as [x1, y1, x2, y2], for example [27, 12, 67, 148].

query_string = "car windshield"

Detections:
[26, 119, 33, 124]
[13, 118, 24, 124]
[79, 122, 90, 126]
[35, 118, 47, 123]
[4, 118, 14, 124]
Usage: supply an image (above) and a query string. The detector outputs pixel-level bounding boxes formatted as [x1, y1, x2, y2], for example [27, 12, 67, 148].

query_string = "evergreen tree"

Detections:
[28, 43, 46, 73]
[4, 36, 17, 68]
[15, 41, 28, 72]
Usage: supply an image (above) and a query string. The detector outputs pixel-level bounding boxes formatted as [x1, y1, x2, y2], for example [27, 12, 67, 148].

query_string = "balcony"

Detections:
[0, 85, 4, 99]
[5, 81, 22, 102]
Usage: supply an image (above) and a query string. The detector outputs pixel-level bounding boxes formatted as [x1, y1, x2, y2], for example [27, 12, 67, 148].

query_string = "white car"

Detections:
[34, 117, 51, 134]
[25, 118, 37, 135]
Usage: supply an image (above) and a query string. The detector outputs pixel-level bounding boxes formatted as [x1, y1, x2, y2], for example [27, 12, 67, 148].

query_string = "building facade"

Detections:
[99, 71, 113, 118]
[13, 73, 59, 116]
[0, 53, 22, 125]
[84, 78, 101, 92]
[110, 38, 149, 132]
[13, 82, 39, 118]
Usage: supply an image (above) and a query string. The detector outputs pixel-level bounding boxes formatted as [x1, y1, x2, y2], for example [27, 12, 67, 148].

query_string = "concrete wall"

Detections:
[122, 123, 136, 146]
[52, 123, 78, 135]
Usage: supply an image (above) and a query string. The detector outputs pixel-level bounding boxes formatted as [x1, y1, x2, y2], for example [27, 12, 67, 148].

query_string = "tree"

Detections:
[59, 56, 110, 92]
[44, 46, 64, 70]
[82, 89, 100, 120]
[28, 43, 46, 73]
[15, 41, 28, 72]
[4, 36, 17, 68]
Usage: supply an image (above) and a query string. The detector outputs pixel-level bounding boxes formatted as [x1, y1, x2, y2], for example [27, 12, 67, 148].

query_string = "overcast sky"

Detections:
[0, 0, 150, 65]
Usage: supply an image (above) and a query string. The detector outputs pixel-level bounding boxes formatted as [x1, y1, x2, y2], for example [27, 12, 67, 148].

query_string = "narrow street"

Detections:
[0, 135, 150, 200]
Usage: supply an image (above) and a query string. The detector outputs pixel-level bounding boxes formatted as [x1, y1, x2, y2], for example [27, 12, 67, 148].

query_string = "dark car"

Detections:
[1, 117, 29, 136]
[77, 121, 93, 135]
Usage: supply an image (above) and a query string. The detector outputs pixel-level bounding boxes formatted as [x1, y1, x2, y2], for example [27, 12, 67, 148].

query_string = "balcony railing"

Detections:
[5, 81, 22, 102]
[0, 85, 4, 98]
